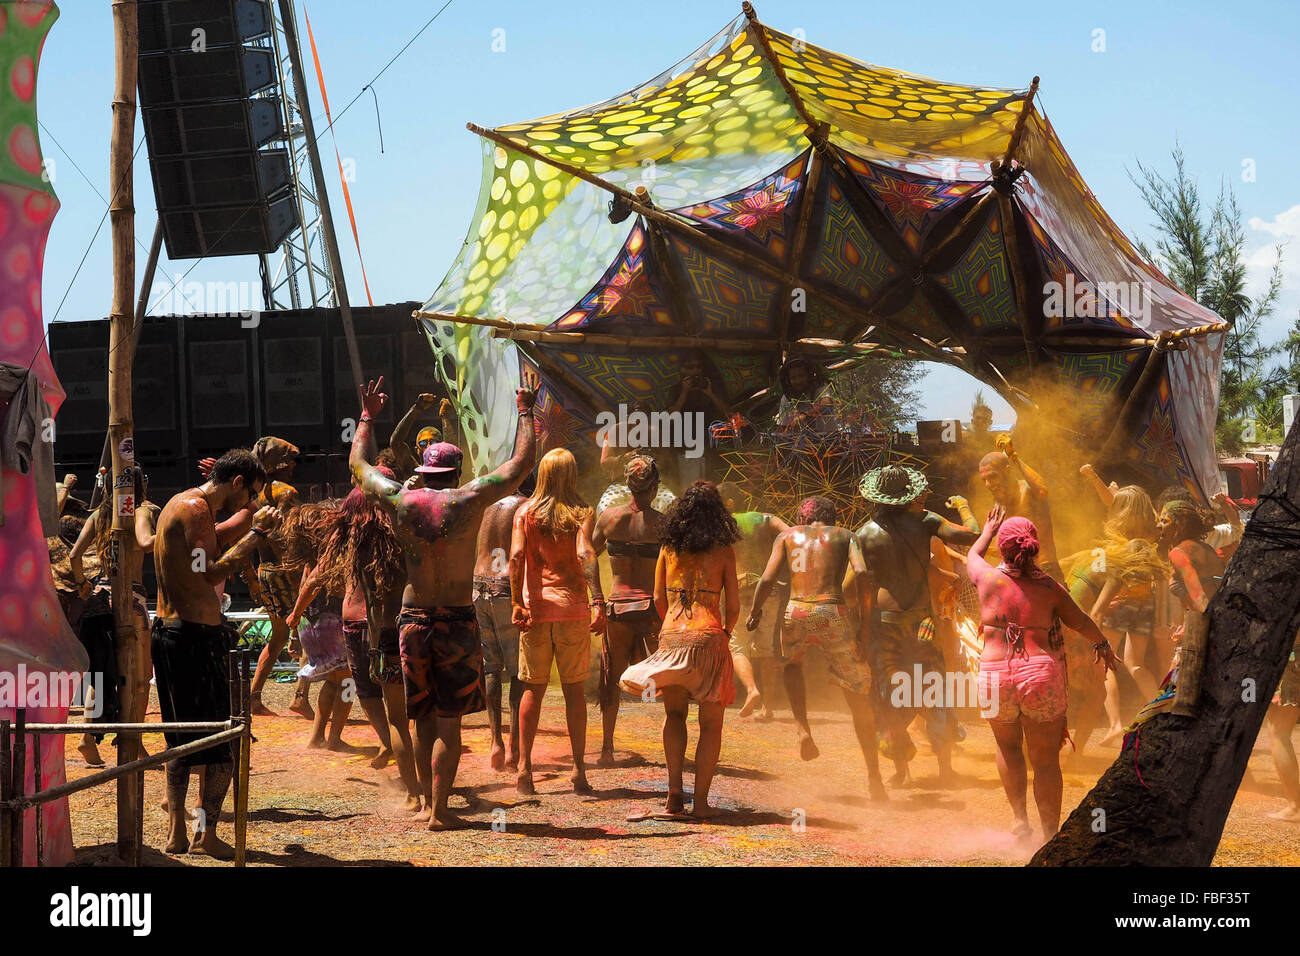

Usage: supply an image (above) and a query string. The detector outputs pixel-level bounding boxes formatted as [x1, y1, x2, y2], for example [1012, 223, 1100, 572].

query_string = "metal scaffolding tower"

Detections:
[258, 0, 335, 311]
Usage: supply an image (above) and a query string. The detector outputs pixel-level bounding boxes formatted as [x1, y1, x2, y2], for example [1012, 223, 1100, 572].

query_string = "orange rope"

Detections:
[305, 6, 375, 307]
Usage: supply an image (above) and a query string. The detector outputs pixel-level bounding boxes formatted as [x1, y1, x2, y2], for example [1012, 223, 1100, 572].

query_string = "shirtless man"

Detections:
[592, 455, 665, 766]
[977, 436, 1060, 579]
[152, 449, 280, 858]
[856, 466, 979, 788]
[473, 470, 537, 772]
[390, 393, 456, 479]
[719, 482, 788, 720]
[746, 496, 886, 801]
[351, 374, 537, 830]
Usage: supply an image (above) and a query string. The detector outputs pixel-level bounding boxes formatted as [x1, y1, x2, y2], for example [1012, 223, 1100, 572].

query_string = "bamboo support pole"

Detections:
[780, 130, 827, 343]
[0, 719, 11, 866]
[1000, 76, 1041, 169]
[742, 3, 821, 134]
[108, 0, 142, 863]
[10, 712, 24, 866]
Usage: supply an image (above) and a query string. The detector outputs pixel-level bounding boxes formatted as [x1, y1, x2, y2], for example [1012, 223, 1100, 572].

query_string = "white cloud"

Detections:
[1244, 204, 1299, 342]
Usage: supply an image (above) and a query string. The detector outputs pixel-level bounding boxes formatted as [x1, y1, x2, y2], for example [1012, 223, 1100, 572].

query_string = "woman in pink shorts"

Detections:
[967, 507, 1118, 846]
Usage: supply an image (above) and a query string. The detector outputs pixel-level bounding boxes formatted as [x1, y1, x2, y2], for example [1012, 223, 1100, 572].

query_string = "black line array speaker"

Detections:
[138, 0, 297, 260]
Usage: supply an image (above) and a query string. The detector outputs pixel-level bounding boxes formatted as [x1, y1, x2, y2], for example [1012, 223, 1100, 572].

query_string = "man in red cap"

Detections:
[351, 374, 538, 830]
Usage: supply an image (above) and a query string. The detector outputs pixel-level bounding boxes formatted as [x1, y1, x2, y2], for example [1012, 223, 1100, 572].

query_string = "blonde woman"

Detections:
[509, 448, 606, 796]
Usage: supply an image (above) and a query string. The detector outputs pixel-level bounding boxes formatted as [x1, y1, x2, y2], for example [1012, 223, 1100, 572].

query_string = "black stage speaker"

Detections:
[137, 0, 296, 260]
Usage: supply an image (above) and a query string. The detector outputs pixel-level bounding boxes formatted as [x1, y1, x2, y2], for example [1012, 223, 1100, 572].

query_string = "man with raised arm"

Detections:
[977, 436, 1060, 579]
[152, 449, 280, 858]
[350, 373, 537, 830]
[390, 393, 457, 479]
[746, 496, 886, 801]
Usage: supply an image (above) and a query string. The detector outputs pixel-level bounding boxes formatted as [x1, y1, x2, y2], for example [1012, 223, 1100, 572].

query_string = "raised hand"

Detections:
[995, 434, 1014, 458]
[1079, 463, 1095, 477]
[985, 504, 1006, 534]
[198, 457, 216, 479]
[945, 495, 968, 511]
[62, 473, 78, 488]
[516, 371, 539, 413]
[252, 505, 282, 533]
[439, 398, 453, 417]
[416, 392, 438, 409]
[359, 377, 388, 420]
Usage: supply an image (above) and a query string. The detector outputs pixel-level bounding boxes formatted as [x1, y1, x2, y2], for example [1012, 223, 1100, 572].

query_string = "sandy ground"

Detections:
[64, 678, 1300, 867]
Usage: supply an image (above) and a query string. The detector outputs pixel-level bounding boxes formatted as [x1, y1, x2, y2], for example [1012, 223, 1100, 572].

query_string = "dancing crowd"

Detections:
[46, 375, 1300, 859]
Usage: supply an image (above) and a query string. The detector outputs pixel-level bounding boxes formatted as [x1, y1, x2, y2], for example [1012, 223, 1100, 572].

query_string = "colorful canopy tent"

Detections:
[418, 3, 1226, 500]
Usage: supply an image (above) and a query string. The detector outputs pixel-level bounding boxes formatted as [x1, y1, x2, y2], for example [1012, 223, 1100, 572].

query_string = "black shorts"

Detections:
[342, 619, 402, 700]
[150, 618, 236, 768]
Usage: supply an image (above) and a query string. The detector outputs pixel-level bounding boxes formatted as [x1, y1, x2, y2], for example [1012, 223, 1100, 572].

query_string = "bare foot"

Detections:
[889, 767, 913, 788]
[326, 740, 367, 755]
[192, 831, 236, 860]
[412, 804, 433, 823]
[506, 752, 519, 772]
[370, 748, 394, 770]
[250, 699, 275, 717]
[739, 689, 762, 719]
[164, 828, 189, 854]
[403, 794, 423, 814]
[306, 737, 326, 750]
[77, 740, 104, 766]
[489, 743, 506, 772]
[936, 768, 959, 789]
[289, 697, 315, 720]
[516, 771, 536, 795]
[869, 778, 889, 802]
[427, 809, 470, 831]
[757, 709, 775, 721]
[596, 749, 617, 768]
[1010, 819, 1034, 843]
[1268, 805, 1300, 822]
[1097, 725, 1125, 748]
[572, 771, 592, 794]
[797, 733, 820, 761]
[691, 802, 721, 819]
[665, 791, 686, 815]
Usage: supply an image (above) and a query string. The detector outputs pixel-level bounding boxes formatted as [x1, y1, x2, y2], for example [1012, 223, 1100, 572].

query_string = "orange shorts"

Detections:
[519, 619, 591, 685]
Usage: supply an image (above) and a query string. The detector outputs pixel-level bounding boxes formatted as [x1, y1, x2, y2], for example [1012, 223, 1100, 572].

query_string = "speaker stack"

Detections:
[137, 0, 298, 259]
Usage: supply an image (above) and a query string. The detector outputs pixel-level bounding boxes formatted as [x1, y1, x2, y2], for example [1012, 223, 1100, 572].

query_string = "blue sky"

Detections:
[37, 0, 1300, 424]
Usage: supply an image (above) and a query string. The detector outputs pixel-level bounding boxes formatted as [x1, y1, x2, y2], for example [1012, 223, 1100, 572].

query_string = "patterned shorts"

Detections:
[398, 606, 486, 720]
[782, 600, 871, 695]
[257, 565, 301, 620]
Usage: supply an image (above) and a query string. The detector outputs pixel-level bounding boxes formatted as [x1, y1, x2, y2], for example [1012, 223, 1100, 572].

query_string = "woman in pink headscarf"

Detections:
[967, 506, 1119, 846]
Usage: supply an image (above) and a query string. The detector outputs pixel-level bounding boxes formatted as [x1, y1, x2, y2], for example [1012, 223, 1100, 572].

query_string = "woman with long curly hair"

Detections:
[509, 448, 605, 796]
[288, 470, 420, 808]
[275, 499, 356, 753]
[620, 480, 741, 820]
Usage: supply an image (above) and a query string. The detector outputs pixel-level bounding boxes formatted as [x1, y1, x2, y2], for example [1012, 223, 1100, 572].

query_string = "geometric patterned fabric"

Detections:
[422, 9, 1225, 499]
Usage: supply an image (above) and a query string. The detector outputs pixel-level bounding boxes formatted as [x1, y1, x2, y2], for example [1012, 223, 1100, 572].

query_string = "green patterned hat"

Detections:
[859, 465, 928, 505]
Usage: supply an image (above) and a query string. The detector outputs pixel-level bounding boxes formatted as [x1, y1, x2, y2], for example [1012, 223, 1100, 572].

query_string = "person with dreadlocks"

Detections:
[277, 500, 358, 753]
[511, 448, 605, 796]
[592, 455, 666, 766]
[967, 507, 1117, 846]
[747, 495, 886, 800]
[621, 481, 740, 820]
[68, 468, 159, 766]
[855, 465, 979, 788]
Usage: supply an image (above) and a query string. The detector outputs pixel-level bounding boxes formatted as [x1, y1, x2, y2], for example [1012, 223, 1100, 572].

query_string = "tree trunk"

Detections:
[108, 0, 140, 864]
[1032, 420, 1300, 865]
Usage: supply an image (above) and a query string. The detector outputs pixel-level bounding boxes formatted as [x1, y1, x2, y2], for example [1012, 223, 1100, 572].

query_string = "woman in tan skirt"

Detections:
[621, 480, 740, 820]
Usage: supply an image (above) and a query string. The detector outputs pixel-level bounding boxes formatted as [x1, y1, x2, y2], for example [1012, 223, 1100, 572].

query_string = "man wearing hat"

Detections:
[351, 374, 538, 830]
[856, 464, 980, 788]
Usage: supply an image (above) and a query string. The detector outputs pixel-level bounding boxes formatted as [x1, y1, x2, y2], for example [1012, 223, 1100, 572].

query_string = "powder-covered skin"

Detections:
[349, 377, 536, 610]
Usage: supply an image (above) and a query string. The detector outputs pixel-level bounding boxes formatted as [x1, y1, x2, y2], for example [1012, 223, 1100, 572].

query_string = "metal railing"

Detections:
[0, 649, 256, 867]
